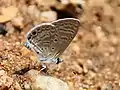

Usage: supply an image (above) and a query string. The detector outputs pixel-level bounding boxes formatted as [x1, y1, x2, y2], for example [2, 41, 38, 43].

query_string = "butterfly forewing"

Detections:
[26, 23, 56, 58]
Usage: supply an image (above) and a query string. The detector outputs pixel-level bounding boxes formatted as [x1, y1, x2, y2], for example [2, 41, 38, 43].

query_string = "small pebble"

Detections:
[40, 11, 57, 22]
[0, 6, 18, 23]
[25, 69, 69, 90]
[0, 69, 13, 88]
[27, 5, 41, 22]
[11, 16, 24, 29]
[101, 83, 113, 90]
[35, 0, 56, 6]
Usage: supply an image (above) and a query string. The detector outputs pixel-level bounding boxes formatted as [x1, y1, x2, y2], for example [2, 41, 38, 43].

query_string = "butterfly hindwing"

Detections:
[51, 18, 80, 57]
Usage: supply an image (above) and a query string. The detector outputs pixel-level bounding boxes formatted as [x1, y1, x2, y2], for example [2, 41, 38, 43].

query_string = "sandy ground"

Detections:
[0, 0, 120, 90]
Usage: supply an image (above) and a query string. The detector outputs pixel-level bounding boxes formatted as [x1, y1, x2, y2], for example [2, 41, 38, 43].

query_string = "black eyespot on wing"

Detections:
[29, 40, 32, 43]
[54, 39, 57, 41]
[36, 51, 39, 54]
[28, 35, 31, 40]
[70, 36, 73, 39]
[52, 47, 55, 50]
[32, 31, 37, 35]
[54, 39, 58, 43]
[41, 48, 43, 50]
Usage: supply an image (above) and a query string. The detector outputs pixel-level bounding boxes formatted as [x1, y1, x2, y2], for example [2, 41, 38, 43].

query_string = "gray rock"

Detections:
[24, 70, 69, 90]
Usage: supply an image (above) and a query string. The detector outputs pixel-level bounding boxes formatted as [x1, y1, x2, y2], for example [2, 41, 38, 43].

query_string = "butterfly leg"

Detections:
[40, 64, 47, 71]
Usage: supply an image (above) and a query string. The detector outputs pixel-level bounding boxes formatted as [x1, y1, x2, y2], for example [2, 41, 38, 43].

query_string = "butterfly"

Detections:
[25, 18, 80, 65]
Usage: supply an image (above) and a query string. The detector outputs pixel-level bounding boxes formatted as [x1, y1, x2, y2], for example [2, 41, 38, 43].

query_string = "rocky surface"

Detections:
[0, 0, 120, 90]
